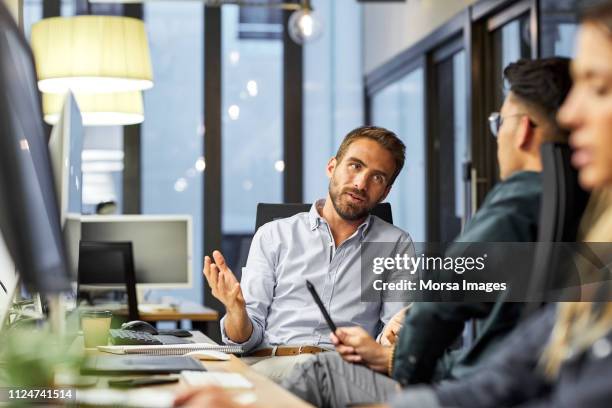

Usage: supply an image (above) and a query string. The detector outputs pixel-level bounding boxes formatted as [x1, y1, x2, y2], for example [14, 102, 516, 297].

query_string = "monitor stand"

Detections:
[47, 293, 66, 335]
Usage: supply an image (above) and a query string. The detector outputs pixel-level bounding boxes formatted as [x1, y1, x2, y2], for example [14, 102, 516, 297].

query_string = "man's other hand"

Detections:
[331, 326, 392, 374]
[380, 305, 410, 346]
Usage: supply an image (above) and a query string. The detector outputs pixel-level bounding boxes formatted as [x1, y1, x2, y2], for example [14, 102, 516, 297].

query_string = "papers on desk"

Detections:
[77, 389, 175, 408]
[138, 303, 177, 313]
[181, 371, 254, 389]
[98, 343, 244, 355]
[77, 388, 257, 407]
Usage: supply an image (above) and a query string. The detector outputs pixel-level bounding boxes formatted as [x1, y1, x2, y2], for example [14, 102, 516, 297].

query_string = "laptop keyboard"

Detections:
[109, 329, 195, 346]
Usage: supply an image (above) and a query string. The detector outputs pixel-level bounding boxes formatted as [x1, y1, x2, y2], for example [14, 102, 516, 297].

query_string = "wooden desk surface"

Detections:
[82, 331, 312, 408]
[199, 355, 313, 408]
[112, 306, 219, 322]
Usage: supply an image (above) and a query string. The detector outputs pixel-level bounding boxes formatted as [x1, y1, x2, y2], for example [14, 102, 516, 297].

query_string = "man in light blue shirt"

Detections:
[203, 126, 414, 381]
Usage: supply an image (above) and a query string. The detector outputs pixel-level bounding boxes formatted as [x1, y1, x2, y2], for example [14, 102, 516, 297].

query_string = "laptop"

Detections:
[81, 355, 206, 375]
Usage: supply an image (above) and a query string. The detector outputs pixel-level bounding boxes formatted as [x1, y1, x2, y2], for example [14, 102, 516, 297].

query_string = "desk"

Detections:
[113, 307, 219, 322]
[81, 331, 312, 408]
[83, 303, 220, 336]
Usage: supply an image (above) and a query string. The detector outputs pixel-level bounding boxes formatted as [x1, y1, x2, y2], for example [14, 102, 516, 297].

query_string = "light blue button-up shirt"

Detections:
[221, 199, 414, 352]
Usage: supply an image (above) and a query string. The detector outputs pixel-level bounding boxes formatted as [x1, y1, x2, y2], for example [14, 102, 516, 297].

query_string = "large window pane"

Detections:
[433, 48, 468, 243]
[221, 5, 283, 275]
[221, 5, 283, 235]
[142, 2, 204, 304]
[371, 69, 425, 241]
[492, 14, 532, 107]
[540, 0, 581, 58]
[303, 0, 363, 202]
[23, 0, 42, 39]
[81, 126, 124, 215]
[453, 51, 468, 223]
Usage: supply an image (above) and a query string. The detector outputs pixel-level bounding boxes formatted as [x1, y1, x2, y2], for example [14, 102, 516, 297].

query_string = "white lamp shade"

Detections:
[31, 16, 153, 94]
[43, 91, 144, 126]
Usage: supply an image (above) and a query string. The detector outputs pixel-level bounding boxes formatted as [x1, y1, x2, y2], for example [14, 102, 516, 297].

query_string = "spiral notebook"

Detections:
[98, 343, 244, 356]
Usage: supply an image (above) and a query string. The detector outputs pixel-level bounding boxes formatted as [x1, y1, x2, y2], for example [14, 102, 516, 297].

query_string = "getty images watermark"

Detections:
[360, 242, 612, 302]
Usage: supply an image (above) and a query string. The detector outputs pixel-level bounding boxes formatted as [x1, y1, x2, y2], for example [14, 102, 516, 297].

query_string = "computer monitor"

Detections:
[49, 92, 83, 226]
[0, 234, 18, 327]
[0, 3, 71, 294]
[80, 215, 192, 289]
[78, 241, 139, 320]
[48, 93, 84, 278]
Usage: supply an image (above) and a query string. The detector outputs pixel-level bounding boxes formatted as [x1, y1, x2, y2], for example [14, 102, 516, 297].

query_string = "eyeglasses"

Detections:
[488, 112, 536, 138]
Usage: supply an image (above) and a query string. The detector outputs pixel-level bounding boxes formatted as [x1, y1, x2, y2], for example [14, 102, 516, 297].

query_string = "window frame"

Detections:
[364, 10, 471, 242]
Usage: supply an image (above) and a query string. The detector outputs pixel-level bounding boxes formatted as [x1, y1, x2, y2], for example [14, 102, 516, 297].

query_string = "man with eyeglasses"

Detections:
[275, 57, 574, 408]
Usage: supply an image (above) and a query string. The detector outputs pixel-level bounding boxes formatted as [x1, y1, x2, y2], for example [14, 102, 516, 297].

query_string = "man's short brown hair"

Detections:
[335, 126, 406, 185]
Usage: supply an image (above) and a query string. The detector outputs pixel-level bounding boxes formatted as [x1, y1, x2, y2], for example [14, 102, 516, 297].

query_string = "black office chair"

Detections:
[524, 143, 590, 307]
[77, 241, 140, 321]
[537, 143, 590, 242]
[234, 203, 394, 273]
[254, 202, 393, 231]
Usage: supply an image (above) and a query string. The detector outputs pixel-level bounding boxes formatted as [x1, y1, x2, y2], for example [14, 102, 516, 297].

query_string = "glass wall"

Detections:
[22, 0, 42, 38]
[142, 1, 204, 304]
[81, 126, 124, 215]
[303, 0, 364, 202]
[453, 51, 468, 223]
[220, 5, 283, 275]
[492, 13, 532, 107]
[431, 47, 468, 243]
[540, 0, 581, 57]
[371, 69, 426, 242]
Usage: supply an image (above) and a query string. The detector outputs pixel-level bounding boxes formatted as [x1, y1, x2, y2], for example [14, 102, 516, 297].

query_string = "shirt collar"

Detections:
[308, 199, 326, 230]
[308, 199, 374, 240]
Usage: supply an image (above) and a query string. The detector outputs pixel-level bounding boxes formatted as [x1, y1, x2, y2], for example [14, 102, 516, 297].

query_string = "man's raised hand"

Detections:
[203, 250, 245, 312]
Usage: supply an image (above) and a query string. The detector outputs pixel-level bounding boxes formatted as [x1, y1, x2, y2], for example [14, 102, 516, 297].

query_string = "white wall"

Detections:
[363, 0, 477, 74]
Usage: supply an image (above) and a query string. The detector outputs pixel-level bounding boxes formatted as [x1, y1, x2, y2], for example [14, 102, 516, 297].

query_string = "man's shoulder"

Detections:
[256, 211, 310, 236]
[488, 171, 542, 202]
[478, 172, 541, 215]
[369, 215, 413, 243]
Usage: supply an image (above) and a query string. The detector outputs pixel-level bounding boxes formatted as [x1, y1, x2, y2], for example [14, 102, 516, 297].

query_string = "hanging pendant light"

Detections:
[31, 15, 154, 94]
[43, 91, 144, 126]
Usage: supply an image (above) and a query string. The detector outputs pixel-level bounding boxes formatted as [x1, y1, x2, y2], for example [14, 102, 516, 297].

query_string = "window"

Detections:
[371, 68, 426, 241]
[469, 2, 537, 206]
[430, 46, 469, 242]
[303, 0, 364, 202]
[81, 126, 124, 215]
[23, 0, 42, 39]
[490, 13, 533, 109]
[220, 5, 283, 275]
[142, 1, 204, 303]
[540, 0, 580, 58]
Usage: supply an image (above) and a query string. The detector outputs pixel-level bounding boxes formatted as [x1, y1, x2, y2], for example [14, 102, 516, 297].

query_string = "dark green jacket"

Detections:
[392, 171, 542, 386]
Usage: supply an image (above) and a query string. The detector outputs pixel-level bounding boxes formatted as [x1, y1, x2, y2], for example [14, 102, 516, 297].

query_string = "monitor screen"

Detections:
[48, 93, 83, 278]
[0, 3, 70, 294]
[49, 92, 83, 226]
[0, 234, 18, 327]
[80, 215, 192, 289]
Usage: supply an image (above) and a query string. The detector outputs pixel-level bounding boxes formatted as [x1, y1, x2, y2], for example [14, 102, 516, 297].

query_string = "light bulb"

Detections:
[288, 8, 323, 44]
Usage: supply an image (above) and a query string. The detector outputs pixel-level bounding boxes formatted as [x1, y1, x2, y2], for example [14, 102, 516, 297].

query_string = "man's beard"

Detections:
[328, 178, 378, 221]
